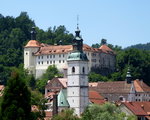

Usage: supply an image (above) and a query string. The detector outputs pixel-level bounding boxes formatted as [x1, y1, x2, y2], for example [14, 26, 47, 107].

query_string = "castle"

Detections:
[24, 27, 116, 78]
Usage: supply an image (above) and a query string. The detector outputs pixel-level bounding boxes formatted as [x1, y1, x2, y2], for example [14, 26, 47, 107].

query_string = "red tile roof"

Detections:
[89, 91, 105, 104]
[99, 44, 114, 54]
[134, 79, 150, 92]
[25, 40, 41, 47]
[122, 102, 150, 116]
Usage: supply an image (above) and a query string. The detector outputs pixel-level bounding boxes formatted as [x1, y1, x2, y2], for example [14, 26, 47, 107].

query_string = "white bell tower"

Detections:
[67, 27, 89, 116]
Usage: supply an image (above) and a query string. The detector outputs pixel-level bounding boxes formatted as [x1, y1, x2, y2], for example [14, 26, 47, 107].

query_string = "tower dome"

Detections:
[25, 40, 41, 47]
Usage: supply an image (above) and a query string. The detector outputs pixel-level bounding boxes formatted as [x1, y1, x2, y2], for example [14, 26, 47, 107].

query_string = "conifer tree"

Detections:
[0, 69, 31, 120]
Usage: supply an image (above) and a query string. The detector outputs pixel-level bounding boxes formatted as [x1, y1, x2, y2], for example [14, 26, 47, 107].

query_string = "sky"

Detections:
[1, 0, 150, 48]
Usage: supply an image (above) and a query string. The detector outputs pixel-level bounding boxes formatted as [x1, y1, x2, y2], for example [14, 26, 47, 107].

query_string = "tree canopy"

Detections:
[0, 69, 31, 120]
[82, 103, 136, 120]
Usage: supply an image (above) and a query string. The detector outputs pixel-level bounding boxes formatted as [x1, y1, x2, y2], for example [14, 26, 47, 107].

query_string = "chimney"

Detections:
[52, 93, 58, 116]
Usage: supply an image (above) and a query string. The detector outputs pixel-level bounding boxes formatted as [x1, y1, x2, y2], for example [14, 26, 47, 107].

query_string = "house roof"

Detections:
[89, 91, 105, 104]
[99, 44, 114, 54]
[89, 82, 98, 87]
[28, 42, 115, 55]
[57, 89, 69, 107]
[134, 79, 150, 92]
[25, 40, 41, 47]
[91, 81, 132, 94]
[122, 102, 150, 116]
[58, 78, 67, 88]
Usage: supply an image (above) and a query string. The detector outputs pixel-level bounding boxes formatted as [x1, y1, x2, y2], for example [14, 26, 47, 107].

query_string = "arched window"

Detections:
[72, 67, 75, 73]
[82, 67, 85, 74]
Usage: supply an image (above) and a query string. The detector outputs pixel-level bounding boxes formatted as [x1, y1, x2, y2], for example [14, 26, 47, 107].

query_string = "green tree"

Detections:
[82, 103, 136, 120]
[0, 69, 31, 120]
[52, 109, 80, 120]
[88, 72, 108, 82]
[36, 65, 63, 93]
[116, 48, 150, 85]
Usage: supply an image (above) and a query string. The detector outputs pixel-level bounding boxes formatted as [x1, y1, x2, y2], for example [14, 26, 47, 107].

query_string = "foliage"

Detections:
[0, 12, 73, 85]
[115, 48, 150, 85]
[88, 72, 108, 82]
[0, 68, 31, 120]
[52, 109, 80, 120]
[126, 42, 150, 50]
[82, 103, 135, 120]
[36, 65, 63, 93]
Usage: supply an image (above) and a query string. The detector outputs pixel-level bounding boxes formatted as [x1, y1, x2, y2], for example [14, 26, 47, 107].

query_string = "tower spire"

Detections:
[31, 27, 36, 40]
[77, 15, 79, 29]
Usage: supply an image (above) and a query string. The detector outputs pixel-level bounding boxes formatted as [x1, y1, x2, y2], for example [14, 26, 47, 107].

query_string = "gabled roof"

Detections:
[57, 89, 69, 107]
[91, 81, 132, 94]
[134, 79, 150, 92]
[58, 78, 67, 88]
[31, 43, 115, 55]
[122, 102, 150, 116]
[99, 44, 114, 54]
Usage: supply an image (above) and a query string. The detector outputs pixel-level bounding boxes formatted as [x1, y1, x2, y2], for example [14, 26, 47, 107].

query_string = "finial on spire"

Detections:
[77, 15, 79, 29]
[31, 27, 36, 40]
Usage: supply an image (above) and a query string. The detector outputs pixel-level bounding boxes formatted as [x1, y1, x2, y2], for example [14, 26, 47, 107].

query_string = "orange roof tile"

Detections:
[122, 102, 150, 116]
[99, 44, 115, 55]
[89, 91, 105, 104]
[33, 43, 112, 55]
[134, 79, 150, 92]
[25, 40, 41, 47]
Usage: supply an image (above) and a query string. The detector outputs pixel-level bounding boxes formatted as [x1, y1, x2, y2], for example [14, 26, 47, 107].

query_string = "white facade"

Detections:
[67, 60, 89, 116]
[24, 45, 116, 78]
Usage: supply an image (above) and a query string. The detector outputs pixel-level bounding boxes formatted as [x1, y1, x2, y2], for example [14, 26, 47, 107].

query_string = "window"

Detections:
[26, 52, 28, 55]
[53, 61, 55, 64]
[63, 54, 65, 57]
[59, 54, 61, 57]
[53, 55, 55, 58]
[72, 67, 75, 73]
[38, 61, 40, 64]
[41, 61, 43, 64]
[59, 60, 61, 63]
[42, 56, 43, 59]
[38, 56, 40, 59]
[47, 61, 49, 64]
[47, 55, 49, 59]
[50, 55, 52, 58]
[82, 67, 85, 74]
[63, 60, 65, 63]
[50, 61, 52, 64]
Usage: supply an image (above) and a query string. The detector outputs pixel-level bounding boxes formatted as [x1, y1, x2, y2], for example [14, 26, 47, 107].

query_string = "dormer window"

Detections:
[72, 67, 75, 73]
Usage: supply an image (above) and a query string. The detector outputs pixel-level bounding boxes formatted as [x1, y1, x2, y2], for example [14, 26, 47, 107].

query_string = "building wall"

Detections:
[24, 46, 116, 78]
[67, 60, 89, 116]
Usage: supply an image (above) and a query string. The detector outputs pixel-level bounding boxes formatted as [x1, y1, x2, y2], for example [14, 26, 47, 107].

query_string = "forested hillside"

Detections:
[0, 12, 73, 84]
[126, 43, 150, 50]
[0, 12, 150, 86]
